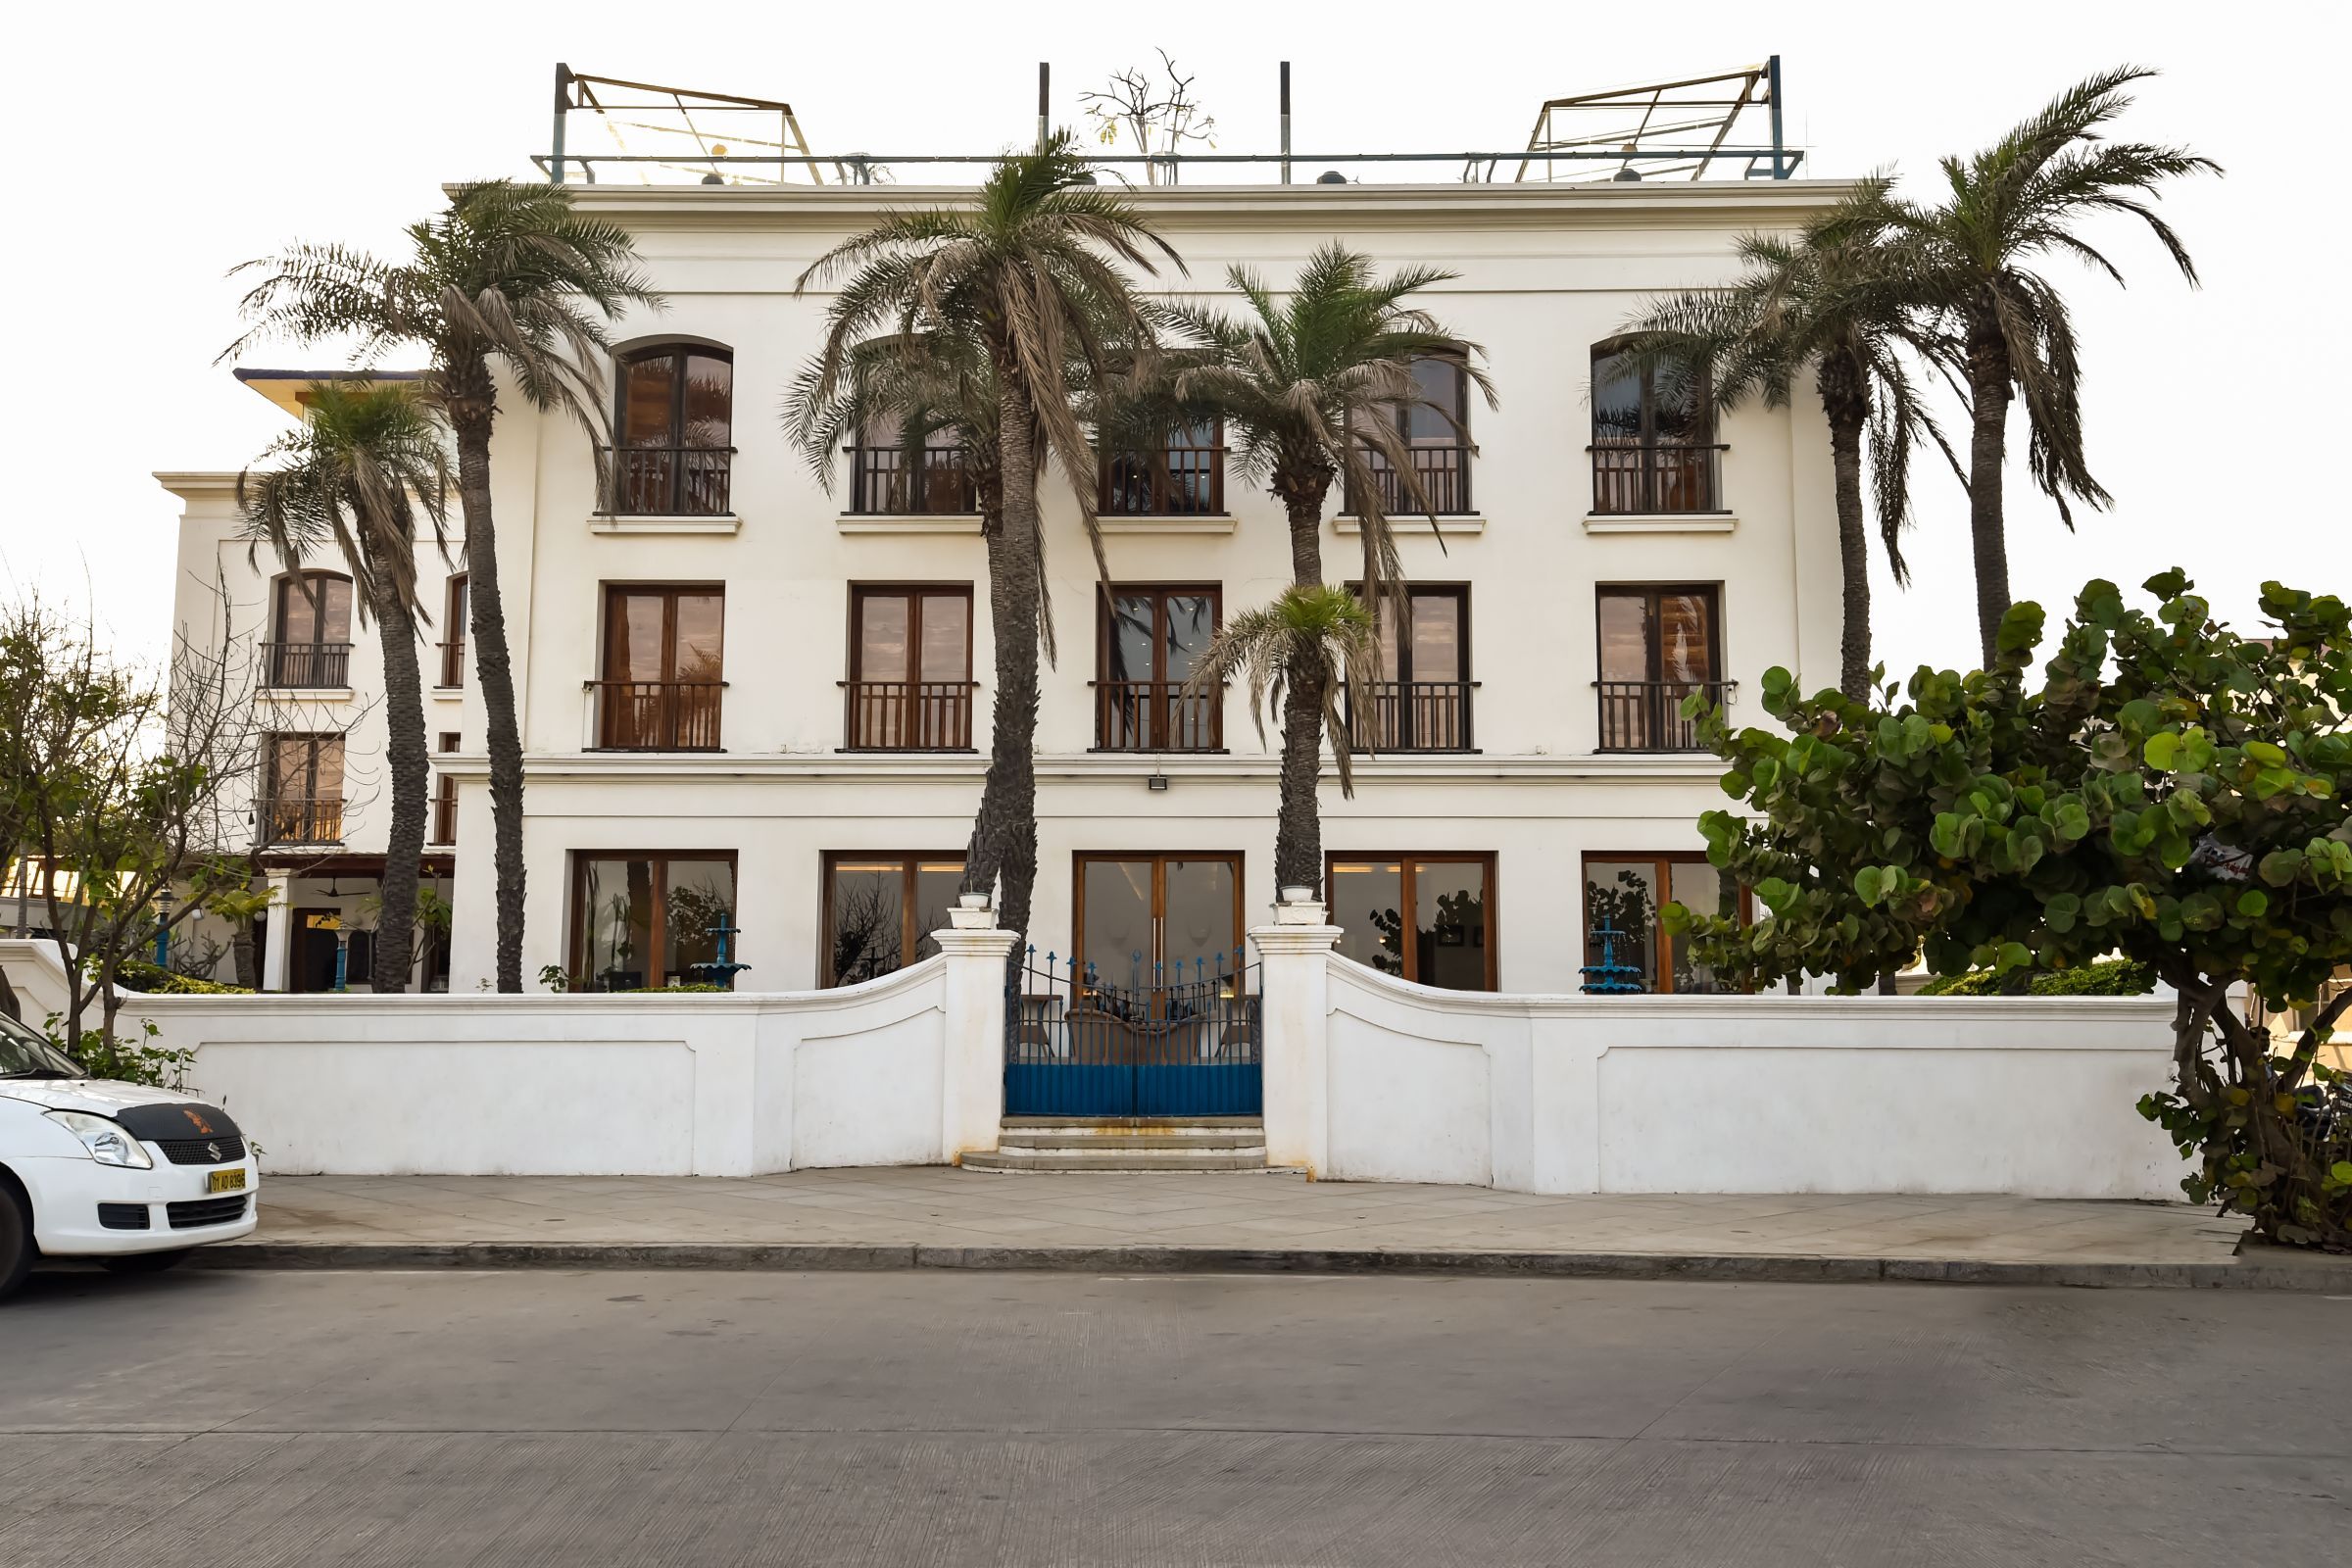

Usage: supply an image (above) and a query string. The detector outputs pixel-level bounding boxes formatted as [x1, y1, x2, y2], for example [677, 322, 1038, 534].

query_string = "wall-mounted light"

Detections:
[1146, 771, 1169, 793]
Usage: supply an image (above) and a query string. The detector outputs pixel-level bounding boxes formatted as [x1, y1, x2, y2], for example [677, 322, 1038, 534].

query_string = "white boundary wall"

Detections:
[1253, 908, 2184, 1200]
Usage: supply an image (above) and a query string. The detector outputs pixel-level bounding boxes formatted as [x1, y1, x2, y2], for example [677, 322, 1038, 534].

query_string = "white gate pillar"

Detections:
[1252, 893, 1342, 1177]
[936, 896, 1018, 1162]
[260, 868, 295, 993]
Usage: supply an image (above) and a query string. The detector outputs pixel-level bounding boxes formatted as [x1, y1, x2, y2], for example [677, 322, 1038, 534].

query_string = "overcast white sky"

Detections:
[4, 0, 2345, 677]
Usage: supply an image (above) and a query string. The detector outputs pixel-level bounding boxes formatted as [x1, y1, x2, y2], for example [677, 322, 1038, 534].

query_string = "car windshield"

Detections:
[0, 1012, 84, 1078]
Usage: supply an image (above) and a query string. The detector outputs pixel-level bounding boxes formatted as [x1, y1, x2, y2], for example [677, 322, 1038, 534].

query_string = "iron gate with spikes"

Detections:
[1004, 946, 1262, 1117]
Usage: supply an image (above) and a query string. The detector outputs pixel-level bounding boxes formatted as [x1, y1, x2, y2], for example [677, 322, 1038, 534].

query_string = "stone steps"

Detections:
[961, 1118, 1273, 1172]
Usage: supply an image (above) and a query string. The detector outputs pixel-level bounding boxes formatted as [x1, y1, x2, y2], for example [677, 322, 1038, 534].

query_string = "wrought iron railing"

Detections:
[840, 679, 977, 750]
[591, 680, 725, 751]
[1347, 680, 1475, 752]
[266, 798, 344, 845]
[1101, 446, 1226, 515]
[1347, 445, 1472, 516]
[1589, 440, 1725, 514]
[847, 445, 978, 514]
[261, 642, 352, 688]
[1092, 680, 1221, 752]
[598, 445, 735, 516]
[436, 638, 466, 688]
[1004, 945, 1262, 1117]
[1594, 679, 1726, 751]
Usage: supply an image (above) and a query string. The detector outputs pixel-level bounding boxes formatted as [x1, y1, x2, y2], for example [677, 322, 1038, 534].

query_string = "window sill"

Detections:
[1100, 514, 1236, 535]
[1582, 512, 1737, 534]
[1334, 514, 1486, 536]
[259, 685, 356, 703]
[834, 747, 981, 755]
[429, 685, 464, 699]
[589, 513, 743, 536]
[836, 514, 985, 536]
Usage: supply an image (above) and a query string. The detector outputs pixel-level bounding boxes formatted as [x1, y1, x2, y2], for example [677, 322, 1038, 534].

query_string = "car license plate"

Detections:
[208, 1168, 247, 1194]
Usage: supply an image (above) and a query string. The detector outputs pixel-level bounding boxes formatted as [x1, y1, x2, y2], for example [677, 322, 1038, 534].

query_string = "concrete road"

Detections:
[4, 1268, 2346, 1567]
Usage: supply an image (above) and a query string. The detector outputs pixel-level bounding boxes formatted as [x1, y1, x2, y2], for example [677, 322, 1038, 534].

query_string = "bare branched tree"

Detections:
[1081, 51, 1216, 184]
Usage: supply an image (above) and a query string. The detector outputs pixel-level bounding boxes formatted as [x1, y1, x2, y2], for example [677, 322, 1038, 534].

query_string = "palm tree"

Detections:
[1879, 67, 2216, 665]
[226, 180, 659, 991]
[795, 132, 1178, 942]
[238, 380, 453, 993]
[1626, 183, 1954, 701]
[1167, 243, 1494, 890]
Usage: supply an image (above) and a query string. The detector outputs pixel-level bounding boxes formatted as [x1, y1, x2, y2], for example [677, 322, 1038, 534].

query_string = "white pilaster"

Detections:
[935, 897, 1018, 1161]
[1252, 895, 1342, 1177]
[260, 869, 295, 993]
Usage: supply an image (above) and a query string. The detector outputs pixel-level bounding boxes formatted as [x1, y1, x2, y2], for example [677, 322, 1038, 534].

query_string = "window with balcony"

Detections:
[595, 586, 724, 751]
[1594, 584, 1722, 751]
[604, 343, 734, 516]
[1096, 585, 1220, 752]
[1348, 356, 1473, 515]
[1582, 852, 1746, 993]
[1349, 585, 1472, 751]
[847, 417, 978, 515]
[430, 732, 458, 845]
[1102, 419, 1224, 516]
[436, 573, 467, 687]
[265, 733, 344, 844]
[1326, 853, 1494, 991]
[265, 572, 353, 688]
[569, 853, 737, 991]
[821, 853, 966, 987]
[1591, 340, 1722, 514]
[843, 586, 974, 750]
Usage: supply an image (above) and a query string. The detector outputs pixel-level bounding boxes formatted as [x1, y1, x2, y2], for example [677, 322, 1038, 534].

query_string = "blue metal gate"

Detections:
[1004, 947, 1262, 1117]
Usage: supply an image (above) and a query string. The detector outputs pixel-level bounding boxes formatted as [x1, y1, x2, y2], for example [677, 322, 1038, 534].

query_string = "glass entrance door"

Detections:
[1074, 855, 1242, 991]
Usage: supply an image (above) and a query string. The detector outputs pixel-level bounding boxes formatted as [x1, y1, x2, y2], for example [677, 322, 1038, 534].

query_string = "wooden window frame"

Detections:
[842, 583, 978, 752]
[565, 850, 741, 990]
[1348, 354, 1474, 515]
[609, 342, 736, 515]
[1070, 852, 1249, 987]
[817, 851, 967, 989]
[1099, 417, 1227, 516]
[1579, 850, 1752, 995]
[270, 570, 353, 645]
[1594, 583, 1723, 685]
[1323, 851, 1498, 992]
[1093, 583, 1224, 752]
[1588, 339, 1723, 514]
[596, 583, 727, 752]
[1346, 582, 1476, 752]
[438, 573, 468, 688]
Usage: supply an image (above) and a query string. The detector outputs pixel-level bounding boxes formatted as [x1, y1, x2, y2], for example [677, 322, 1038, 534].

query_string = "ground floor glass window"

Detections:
[1582, 853, 1740, 993]
[822, 854, 965, 988]
[571, 854, 737, 990]
[1325, 854, 1495, 991]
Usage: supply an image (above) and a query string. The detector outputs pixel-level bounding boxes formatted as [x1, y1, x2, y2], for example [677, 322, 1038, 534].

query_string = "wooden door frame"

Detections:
[816, 851, 967, 989]
[1323, 851, 1499, 992]
[565, 851, 741, 990]
[1071, 851, 1247, 986]
[1579, 850, 1751, 994]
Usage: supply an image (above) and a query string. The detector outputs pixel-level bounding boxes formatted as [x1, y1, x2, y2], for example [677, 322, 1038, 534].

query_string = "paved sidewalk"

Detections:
[174, 1168, 2339, 1289]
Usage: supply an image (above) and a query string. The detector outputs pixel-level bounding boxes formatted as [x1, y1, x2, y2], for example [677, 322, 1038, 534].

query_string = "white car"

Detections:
[1, 1012, 259, 1298]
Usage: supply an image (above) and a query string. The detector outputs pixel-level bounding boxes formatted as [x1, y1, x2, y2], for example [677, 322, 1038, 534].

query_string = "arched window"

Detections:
[608, 342, 734, 515]
[268, 571, 353, 687]
[1590, 340, 1720, 514]
[1349, 356, 1472, 515]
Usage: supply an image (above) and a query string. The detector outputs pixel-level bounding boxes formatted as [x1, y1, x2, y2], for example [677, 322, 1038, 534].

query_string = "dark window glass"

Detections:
[1326, 854, 1494, 991]
[573, 854, 738, 990]
[1348, 355, 1473, 514]
[1354, 586, 1470, 751]
[1098, 586, 1220, 751]
[438, 574, 467, 687]
[610, 345, 735, 514]
[846, 588, 974, 750]
[1582, 855, 1741, 994]
[1590, 342, 1718, 514]
[273, 574, 352, 644]
[1102, 419, 1223, 515]
[599, 586, 725, 750]
[1593, 585, 1721, 751]
[822, 854, 965, 987]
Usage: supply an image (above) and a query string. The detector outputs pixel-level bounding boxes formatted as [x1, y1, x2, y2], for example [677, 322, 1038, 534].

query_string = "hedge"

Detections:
[1918, 958, 2157, 998]
[110, 959, 254, 995]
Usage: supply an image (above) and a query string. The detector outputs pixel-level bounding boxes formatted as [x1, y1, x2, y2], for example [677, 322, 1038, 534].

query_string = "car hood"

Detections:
[0, 1078, 224, 1119]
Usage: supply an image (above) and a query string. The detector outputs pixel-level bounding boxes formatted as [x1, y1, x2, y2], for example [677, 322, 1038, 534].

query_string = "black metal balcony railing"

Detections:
[1590, 440, 1726, 514]
[1595, 679, 1727, 751]
[592, 680, 725, 751]
[1093, 680, 1221, 752]
[267, 798, 344, 845]
[1346, 446, 1472, 517]
[436, 638, 466, 688]
[598, 445, 735, 517]
[848, 445, 978, 514]
[1101, 447, 1226, 516]
[1348, 680, 1475, 752]
[430, 786, 457, 846]
[841, 680, 977, 750]
[262, 642, 353, 688]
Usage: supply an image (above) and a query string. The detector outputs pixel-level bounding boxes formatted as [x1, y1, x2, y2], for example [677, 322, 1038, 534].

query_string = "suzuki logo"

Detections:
[206, 1142, 222, 1161]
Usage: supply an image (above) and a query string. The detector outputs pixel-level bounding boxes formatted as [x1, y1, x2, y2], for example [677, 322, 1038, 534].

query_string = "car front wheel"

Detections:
[98, 1249, 191, 1275]
[0, 1186, 30, 1300]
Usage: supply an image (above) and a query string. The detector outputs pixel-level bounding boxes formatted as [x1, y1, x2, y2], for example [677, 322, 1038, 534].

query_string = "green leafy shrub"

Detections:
[111, 958, 253, 995]
[45, 1015, 196, 1088]
[1920, 959, 2157, 997]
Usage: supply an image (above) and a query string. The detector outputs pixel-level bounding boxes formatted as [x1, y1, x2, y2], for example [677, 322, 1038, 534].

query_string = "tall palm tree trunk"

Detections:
[452, 406, 527, 992]
[1274, 497, 1328, 893]
[361, 528, 429, 995]
[1963, 318, 2014, 668]
[963, 374, 1043, 944]
[1817, 361, 1874, 703]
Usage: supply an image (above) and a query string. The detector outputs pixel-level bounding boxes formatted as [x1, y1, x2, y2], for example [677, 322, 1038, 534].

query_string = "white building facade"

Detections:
[172, 177, 1851, 998]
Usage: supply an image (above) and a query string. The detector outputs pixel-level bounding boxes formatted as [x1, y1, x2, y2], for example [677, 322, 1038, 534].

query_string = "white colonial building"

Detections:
[168, 175, 1852, 998]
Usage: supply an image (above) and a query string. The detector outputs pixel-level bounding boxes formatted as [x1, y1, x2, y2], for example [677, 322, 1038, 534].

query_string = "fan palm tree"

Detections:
[238, 380, 453, 994]
[795, 132, 1179, 942]
[1877, 67, 2216, 665]
[1168, 244, 1494, 890]
[226, 180, 660, 991]
[1626, 182, 1956, 701]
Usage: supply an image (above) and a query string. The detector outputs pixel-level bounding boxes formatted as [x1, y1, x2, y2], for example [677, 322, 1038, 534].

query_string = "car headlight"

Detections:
[45, 1110, 155, 1169]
